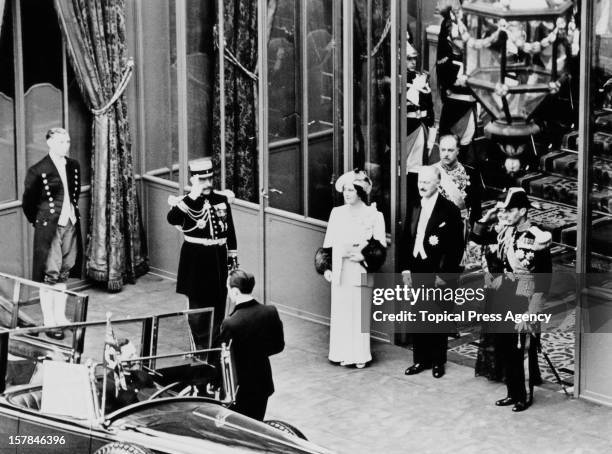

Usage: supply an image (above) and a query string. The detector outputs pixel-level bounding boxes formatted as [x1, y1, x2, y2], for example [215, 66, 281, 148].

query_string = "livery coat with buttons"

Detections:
[22, 155, 83, 282]
[167, 191, 237, 299]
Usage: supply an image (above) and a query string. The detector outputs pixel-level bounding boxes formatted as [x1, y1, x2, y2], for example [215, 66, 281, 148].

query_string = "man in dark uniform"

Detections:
[404, 41, 436, 173]
[167, 158, 238, 350]
[435, 134, 482, 226]
[400, 166, 464, 379]
[436, 4, 477, 156]
[403, 40, 436, 210]
[473, 188, 552, 412]
[217, 269, 284, 421]
[22, 128, 82, 339]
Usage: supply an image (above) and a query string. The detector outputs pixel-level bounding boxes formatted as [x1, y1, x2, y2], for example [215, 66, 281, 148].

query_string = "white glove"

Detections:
[456, 74, 468, 87]
[401, 270, 412, 288]
[323, 269, 332, 283]
[167, 195, 181, 207]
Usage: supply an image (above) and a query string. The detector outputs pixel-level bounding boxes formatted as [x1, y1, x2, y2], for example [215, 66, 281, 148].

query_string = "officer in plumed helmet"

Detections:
[167, 158, 238, 350]
[472, 187, 551, 412]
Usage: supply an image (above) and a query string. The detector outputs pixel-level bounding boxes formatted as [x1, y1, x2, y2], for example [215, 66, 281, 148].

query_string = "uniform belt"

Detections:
[502, 272, 535, 297]
[184, 236, 227, 246]
[407, 110, 428, 119]
[447, 93, 475, 103]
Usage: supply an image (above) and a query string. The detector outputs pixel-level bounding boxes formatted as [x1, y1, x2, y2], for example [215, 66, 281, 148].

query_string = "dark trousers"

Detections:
[497, 332, 527, 402]
[233, 392, 268, 421]
[188, 296, 227, 350]
[497, 332, 542, 402]
[408, 259, 451, 366]
[413, 333, 448, 366]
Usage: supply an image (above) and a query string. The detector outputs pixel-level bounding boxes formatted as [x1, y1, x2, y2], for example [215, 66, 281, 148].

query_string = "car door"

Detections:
[16, 412, 93, 454]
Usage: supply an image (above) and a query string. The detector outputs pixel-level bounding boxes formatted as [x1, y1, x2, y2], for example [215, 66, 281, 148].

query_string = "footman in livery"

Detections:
[22, 128, 82, 340]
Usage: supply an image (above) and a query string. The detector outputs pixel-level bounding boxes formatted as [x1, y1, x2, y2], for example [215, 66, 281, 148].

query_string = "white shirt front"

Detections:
[413, 191, 439, 259]
[49, 152, 76, 227]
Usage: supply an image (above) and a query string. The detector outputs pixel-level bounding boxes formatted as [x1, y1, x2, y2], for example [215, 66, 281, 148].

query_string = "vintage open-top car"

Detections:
[0, 273, 331, 454]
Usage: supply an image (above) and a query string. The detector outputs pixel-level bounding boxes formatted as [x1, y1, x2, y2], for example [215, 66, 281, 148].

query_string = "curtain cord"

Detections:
[91, 58, 135, 116]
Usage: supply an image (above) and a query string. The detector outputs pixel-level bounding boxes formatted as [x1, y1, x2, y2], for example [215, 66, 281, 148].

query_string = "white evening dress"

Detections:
[323, 203, 386, 364]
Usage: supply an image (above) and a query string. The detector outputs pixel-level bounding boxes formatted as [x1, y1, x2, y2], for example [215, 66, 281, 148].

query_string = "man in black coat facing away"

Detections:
[217, 269, 284, 421]
[400, 166, 464, 379]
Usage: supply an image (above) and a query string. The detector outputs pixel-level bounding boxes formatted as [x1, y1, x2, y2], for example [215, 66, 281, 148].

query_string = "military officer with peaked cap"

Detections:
[167, 157, 238, 350]
[472, 187, 551, 412]
[22, 127, 82, 339]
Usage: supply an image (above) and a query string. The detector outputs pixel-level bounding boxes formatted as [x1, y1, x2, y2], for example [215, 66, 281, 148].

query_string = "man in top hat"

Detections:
[473, 187, 551, 412]
[436, 3, 478, 155]
[22, 128, 82, 339]
[167, 157, 238, 350]
[400, 165, 464, 379]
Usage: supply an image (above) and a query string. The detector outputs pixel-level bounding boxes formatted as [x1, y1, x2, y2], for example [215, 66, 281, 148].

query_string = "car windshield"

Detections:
[0, 272, 229, 421]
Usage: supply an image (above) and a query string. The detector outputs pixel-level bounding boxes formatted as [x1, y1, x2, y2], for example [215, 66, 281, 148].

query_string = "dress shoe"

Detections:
[404, 363, 430, 375]
[512, 401, 529, 412]
[495, 397, 515, 407]
[355, 363, 366, 369]
[432, 364, 445, 378]
[46, 329, 65, 340]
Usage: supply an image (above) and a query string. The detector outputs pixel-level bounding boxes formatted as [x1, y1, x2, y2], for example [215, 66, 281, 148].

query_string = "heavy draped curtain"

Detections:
[54, 0, 148, 291]
[212, 0, 276, 203]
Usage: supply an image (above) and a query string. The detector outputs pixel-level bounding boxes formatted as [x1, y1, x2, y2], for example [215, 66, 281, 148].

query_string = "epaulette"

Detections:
[525, 226, 552, 250]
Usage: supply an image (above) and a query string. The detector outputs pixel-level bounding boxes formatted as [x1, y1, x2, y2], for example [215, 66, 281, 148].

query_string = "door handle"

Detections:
[261, 187, 283, 199]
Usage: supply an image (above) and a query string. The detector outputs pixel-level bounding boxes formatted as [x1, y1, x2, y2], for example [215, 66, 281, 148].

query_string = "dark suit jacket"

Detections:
[217, 299, 284, 398]
[22, 155, 82, 282]
[399, 193, 464, 275]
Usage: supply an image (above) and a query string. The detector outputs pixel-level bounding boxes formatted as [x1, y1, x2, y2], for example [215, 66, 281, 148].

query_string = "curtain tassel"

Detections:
[91, 58, 135, 116]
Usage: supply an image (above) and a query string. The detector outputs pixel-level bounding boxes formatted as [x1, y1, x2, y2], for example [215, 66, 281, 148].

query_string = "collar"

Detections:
[49, 151, 67, 165]
[440, 160, 460, 172]
[234, 293, 254, 305]
[231, 298, 258, 314]
[420, 191, 438, 208]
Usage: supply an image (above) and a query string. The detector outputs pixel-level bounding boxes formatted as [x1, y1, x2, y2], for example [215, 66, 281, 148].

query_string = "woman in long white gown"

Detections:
[322, 170, 386, 368]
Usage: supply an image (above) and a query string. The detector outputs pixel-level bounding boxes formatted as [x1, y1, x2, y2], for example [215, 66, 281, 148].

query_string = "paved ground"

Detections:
[80, 274, 612, 454]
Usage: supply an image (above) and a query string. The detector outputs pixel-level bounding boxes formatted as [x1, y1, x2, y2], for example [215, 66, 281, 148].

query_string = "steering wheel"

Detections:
[146, 382, 201, 401]
[146, 382, 182, 401]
